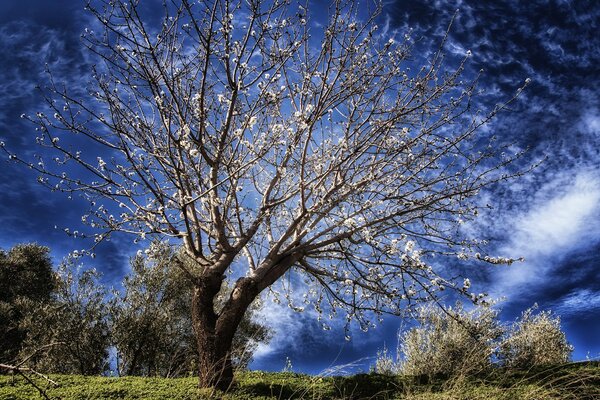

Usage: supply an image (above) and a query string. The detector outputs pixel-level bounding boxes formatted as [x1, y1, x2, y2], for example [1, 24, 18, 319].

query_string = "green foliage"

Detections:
[1, 241, 269, 379]
[397, 303, 503, 378]
[382, 303, 573, 382]
[111, 243, 271, 377]
[1, 364, 599, 400]
[111, 245, 197, 377]
[0, 244, 54, 362]
[0, 244, 54, 303]
[498, 305, 573, 369]
[17, 260, 111, 375]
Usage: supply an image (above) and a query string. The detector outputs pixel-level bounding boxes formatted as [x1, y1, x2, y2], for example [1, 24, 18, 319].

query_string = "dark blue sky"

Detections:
[0, 0, 598, 374]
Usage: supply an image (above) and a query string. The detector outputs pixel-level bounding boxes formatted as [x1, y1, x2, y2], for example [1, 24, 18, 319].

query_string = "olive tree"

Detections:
[18, 260, 111, 375]
[397, 303, 503, 378]
[0, 244, 54, 363]
[5, 0, 529, 389]
[498, 305, 572, 368]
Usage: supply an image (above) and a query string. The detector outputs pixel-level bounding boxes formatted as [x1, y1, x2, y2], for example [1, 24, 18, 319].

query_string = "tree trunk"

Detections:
[193, 322, 234, 390]
[190, 254, 302, 389]
[191, 275, 234, 390]
[191, 275, 258, 391]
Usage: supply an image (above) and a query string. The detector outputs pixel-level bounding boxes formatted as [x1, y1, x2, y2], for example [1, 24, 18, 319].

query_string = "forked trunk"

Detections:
[191, 277, 236, 391]
[191, 275, 259, 390]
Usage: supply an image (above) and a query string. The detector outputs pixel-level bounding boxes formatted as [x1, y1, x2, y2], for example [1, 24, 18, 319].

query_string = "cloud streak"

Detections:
[489, 169, 600, 297]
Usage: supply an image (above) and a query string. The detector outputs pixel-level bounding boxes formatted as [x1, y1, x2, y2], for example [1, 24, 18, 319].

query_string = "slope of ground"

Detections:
[1, 362, 598, 399]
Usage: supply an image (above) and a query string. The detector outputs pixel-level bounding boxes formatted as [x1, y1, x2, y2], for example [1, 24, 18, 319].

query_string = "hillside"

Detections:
[1, 362, 599, 399]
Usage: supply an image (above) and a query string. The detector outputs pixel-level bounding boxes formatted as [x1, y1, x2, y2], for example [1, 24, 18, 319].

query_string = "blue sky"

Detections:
[0, 0, 598, 374]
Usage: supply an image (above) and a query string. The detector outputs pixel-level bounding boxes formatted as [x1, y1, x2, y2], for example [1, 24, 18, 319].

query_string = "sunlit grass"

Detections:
[1, 362, 598, 399]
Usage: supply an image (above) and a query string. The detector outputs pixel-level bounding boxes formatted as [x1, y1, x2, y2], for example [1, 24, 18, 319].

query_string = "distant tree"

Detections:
[111, 242, 270, 377]
[397, 303, 503, 378]
[19, 260, 111, 375]
[498, 305, 572, 369]
[7, 0, 530, 389]
[0, 244, 54, 363]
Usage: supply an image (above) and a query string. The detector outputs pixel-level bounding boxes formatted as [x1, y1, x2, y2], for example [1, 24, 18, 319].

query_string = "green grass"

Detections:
[1, 362, 599, 399]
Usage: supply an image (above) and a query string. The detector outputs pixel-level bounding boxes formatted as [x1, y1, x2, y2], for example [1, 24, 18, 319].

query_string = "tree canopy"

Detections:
[0, 244, 54, 362]
[5, 0, 530, 388]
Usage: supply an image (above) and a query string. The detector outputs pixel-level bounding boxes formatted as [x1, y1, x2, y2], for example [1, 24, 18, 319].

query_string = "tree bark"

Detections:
[191, 254, 301, 390]
[191, 273, 235, 390]
[191, 274, 260, 390]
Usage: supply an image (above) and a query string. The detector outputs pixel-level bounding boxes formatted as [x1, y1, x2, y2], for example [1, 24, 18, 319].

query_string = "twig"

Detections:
[0, 342, 66, 399]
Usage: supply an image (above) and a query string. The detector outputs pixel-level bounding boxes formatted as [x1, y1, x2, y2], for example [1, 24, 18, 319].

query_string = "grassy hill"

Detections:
[1, 362, 599, 399]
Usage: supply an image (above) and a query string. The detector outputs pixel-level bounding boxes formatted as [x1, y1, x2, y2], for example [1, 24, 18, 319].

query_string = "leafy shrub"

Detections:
[18, 259, 111, 375]
[397, 303, 503, 378]
[0, 243, 54, 362]
[498, 305, 573, 369]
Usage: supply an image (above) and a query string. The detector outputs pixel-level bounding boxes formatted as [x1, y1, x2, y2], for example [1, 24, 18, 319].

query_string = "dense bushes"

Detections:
[396, 304, 502, 377]
[382, 302, 573, 378]
[0, 244, 54, 362]
[498, 306, 573, 368]
[0, 242, 270, 377]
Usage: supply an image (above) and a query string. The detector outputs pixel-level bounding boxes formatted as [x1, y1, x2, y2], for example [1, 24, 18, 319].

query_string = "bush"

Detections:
[397, 303, 503, 378]
[0, 243, 54, 362]
[18, 260, 111, 375]
[498, 305, 573, 369]
[374, 345, 397, 375]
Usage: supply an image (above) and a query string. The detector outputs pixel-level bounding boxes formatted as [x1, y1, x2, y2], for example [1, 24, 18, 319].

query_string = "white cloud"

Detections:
[553, 289, 600, 315]
[490, 169, 600, 297]
[253, 299, 311, 359]
[512, 172, 599, 255]
[579, 111, 600, 137]
[252, 280, 384, 362]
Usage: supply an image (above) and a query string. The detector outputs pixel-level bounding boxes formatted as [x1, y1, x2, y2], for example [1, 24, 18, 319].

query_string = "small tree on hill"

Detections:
[498, 305, 572, 369]
[6, 0, 530, 389]
[18, 259, 111, 375]
[397, 303, 503, 378]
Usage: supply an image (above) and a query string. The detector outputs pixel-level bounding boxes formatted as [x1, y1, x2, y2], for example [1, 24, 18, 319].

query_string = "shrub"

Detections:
[0, 243, 54, 362]
[374, 345, 397, 375]
[498, 305, 573, 369]
[18, 260, 111, 375]
[397, 303, 503, 378]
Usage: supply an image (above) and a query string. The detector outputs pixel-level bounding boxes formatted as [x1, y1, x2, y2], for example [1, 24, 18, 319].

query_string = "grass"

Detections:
[1, 362, 599, 399]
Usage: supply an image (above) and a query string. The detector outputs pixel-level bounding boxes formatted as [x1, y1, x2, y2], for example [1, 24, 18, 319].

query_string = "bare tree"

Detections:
[5, 0, 530, 389]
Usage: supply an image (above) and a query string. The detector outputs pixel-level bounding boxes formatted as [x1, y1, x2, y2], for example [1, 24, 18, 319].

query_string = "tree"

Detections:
[498, 305, 572, 369]
[111, 242, 270, 377]
[18, 260, 111, 375]
[397, 303, 503, 378]
[0, 244, 54, 363]
[7, 0, 529, 389]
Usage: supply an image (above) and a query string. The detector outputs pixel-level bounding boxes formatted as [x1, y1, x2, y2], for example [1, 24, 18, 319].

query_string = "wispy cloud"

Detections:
[253, 299, 314, 360]
[553, 289, 600, 315]
[490, 169, 600, 298]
